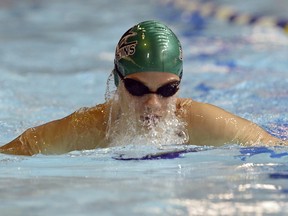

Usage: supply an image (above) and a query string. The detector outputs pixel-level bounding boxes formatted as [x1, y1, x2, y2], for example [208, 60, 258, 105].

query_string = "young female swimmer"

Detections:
[0, 20, 286, 156]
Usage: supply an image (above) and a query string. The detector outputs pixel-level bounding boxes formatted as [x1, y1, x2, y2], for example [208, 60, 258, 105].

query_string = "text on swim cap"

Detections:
[116, 29, 138, 61]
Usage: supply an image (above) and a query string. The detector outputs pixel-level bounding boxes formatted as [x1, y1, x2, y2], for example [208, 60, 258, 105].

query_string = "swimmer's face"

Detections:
[118, 72, 180, 126]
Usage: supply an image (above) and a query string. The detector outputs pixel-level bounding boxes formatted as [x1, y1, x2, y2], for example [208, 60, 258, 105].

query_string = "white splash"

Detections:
[104, 73, 188, 147]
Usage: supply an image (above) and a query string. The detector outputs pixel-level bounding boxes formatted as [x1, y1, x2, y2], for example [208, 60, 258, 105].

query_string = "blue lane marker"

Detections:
[236, 146, 288, 161]
[112, 148, 201, 161]
[269, 173, 288, 193]
[269, 173, 288, 179]
[159, 0, 288, 34]
[195, 83, 213, 93]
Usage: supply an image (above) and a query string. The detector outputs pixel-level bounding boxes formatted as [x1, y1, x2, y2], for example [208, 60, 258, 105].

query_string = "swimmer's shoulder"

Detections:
[176, 97, 248, 125]
[69, 102, 111, 130]
[176, 98, 203, 115]
[176, 98, 228, 114]
[176, 98, 226, 120]
[177, 98, 194, 107]
[75, 102, 110, 116]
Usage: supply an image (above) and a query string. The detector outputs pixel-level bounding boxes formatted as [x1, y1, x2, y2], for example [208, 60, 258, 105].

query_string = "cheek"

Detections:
[118, 89, 141, 112]
[131, 97, 146, 111]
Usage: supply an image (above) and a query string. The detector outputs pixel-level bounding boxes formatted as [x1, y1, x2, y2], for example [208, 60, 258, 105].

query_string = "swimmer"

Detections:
[0, 20, 286, 155]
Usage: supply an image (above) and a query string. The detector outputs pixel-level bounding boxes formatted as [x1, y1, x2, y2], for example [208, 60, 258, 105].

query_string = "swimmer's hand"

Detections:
[265, 139, 288, 146]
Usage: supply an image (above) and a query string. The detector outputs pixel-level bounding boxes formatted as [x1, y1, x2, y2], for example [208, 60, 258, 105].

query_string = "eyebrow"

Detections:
[115, 67, 125, 80]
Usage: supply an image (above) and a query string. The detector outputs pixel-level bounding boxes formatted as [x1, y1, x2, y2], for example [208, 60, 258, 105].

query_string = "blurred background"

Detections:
[0, 0, 287, 142]
[0, 1, 287, 215]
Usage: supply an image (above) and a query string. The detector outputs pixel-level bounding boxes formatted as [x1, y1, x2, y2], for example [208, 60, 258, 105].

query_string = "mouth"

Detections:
[140, 114, 161, 127]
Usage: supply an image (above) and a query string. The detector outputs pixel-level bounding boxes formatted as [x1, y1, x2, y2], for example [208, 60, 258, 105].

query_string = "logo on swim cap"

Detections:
[115, 29, 138, 61]
[114, 20, 183, 86]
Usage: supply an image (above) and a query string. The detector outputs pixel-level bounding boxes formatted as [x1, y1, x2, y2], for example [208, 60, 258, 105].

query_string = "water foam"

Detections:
[104, 71, 188, 147]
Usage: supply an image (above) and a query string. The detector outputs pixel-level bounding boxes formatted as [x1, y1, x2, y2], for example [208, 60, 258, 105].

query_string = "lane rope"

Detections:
[160, 0, 288, 34]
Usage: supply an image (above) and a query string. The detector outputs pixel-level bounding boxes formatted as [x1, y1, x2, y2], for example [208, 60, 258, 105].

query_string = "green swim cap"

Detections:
[114, 20, 183, 86]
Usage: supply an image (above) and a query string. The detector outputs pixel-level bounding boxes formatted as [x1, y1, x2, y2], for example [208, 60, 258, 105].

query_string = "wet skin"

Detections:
[0, 72, 286, 155]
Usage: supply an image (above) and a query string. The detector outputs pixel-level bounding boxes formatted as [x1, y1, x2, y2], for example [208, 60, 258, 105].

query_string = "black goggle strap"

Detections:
[114, 64, 125, 81]
[179, 70, 183, 80]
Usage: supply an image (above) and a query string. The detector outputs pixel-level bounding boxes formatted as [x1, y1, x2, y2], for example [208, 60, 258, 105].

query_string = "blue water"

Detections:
[0, 0, 288, 215]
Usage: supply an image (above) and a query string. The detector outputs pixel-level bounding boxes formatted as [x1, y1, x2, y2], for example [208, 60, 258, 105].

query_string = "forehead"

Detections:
[126, 72, 180, 86]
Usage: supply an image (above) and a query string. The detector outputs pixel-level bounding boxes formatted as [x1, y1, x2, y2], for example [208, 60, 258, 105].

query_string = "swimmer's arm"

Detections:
[0, 121, 71, 156]
[0, 104, 108, 156]
[182, 100, 284, 146]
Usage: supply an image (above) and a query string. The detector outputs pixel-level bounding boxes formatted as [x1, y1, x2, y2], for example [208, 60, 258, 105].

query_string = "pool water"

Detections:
[0, 0, 287, 215]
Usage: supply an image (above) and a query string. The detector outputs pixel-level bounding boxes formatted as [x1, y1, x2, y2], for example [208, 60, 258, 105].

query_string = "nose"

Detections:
[144, 94, 162, 111]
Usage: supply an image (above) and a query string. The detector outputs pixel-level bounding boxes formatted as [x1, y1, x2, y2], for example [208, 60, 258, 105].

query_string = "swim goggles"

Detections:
[115, 68, 180, 97]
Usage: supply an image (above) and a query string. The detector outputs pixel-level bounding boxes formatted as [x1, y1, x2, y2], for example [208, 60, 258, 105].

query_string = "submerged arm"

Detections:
[0, 104, 108, 156]
[178, 99, 285, 146]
